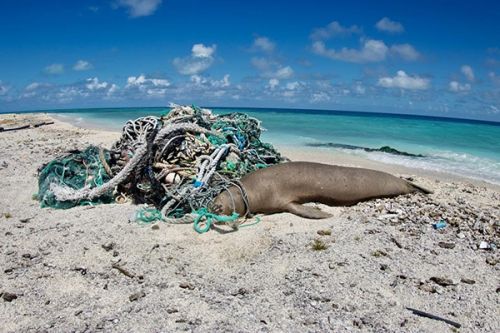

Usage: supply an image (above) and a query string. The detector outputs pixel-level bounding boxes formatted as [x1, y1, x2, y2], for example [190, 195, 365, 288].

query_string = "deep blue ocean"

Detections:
[49, 107, 500, 185]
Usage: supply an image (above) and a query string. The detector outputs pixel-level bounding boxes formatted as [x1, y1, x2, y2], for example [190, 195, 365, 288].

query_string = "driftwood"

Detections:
[0, 121, 54, 133]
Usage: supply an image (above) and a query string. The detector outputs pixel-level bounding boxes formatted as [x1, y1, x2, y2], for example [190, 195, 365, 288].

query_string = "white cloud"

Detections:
[268, 78, 279, 90]
[173, 57, 214, 75]
[44, 63, 64, 74]
[353, 82, 366, 94]
[461, 65, 474, 82]
[190, 74, 230, 88]
[0, 81, 10, 96]
[274, 66, 294, 79]
[173, 43, 217, 75]
[251, 57, 294, 79]
[378, 70, 430, 90]
[116, 0, 162, 17]
[489, 71, 500, 85]
[56, 87, 82, 103]
[312, 39, 388, 63]
[16, 78, 119, 103]
[310, 21, 362, 40]
[253, 37, 275, 52]
[20, 82, 53, 99]
[126, 74, 170, 98]
[73, 60, 93, 71]
[449, 80, 471, 92]
[375, 17, 404, 33]
[25, 82, 43, 91]
[86, 77, 109, 90]
[191, 43, 216, 58]
[489, 105, 499, 114]
[126, 74, 170, 88]
[310, 92, 330, 103]
[213, 74, 230, 88]
[390, 44, 420, 61]
[286, 81, 300, 90]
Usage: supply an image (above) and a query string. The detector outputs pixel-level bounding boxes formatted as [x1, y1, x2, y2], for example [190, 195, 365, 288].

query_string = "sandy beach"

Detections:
[1, 113, 499, 332]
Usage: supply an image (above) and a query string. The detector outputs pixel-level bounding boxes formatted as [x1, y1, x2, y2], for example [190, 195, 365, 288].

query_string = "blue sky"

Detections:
[0, 0, 499, 121]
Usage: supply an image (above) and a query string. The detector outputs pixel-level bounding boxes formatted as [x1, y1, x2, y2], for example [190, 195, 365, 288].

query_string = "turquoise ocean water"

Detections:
[50, 107, 500, 185]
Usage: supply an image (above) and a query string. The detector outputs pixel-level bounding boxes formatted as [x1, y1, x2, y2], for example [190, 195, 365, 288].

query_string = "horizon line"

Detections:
[3, 104, 500, 127]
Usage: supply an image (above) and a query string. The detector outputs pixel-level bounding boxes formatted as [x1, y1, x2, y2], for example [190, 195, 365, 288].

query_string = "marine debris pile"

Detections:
[37, 105, 285, 227]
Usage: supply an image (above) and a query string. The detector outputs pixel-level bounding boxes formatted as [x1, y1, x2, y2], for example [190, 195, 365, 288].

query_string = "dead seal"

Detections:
[212, 161, 431, 219]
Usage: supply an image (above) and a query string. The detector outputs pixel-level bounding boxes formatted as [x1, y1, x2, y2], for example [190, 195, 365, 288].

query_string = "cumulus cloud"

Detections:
[20, 77, 118, 103]
[353, 82, 366, 94]
[44, 63, 64, 75]
[286, 81, 300, 90]
[313, 39, 420, 63]
[0, 81, 9, 96]
[20, 82, 52, 99]
[191, 43, 216, 58]
[377, 70, 430, 90]
[173, 43, 217, 75]
[312, 39, 388, 63]
[86, 77, 111, 91]
[273, 66, 294, 79]
[390, 44, 420, 61]
[310, 91, 330, 103]
[489, 71, 500, 86]
[251, 57, 294, 79]
[73, 60, 93, 71]
[126, 74, 170, 97]
[126, 75, 170, 88]
[190, 74, 230, 88]
[375, 17, 404, 33]
[253, 37, 275, 53]
[461, 65, 474, 82]
[489, 105, 499, 114]
[25, 82, 45, 91]
[268, 78, 279, 90]
[310, 21, 362, 40]
[449, 80, 471, 92]
[116, 0, 162, 17]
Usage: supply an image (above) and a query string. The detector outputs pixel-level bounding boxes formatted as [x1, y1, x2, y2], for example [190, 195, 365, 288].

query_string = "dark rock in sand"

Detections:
[430, 276, 458, 286]
[2, 292, 18, 302]
[129, 291, 146, 302]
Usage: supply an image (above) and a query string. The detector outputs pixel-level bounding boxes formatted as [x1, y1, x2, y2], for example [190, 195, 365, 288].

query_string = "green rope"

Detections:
[134, 207, 162, 224]
[239, 216, 261, 229]
[193, 208, 240, 233]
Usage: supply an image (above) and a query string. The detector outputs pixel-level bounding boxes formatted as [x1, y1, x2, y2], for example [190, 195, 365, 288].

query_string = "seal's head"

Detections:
[208, 196, 226, 215]
[210, 188, 246, 216]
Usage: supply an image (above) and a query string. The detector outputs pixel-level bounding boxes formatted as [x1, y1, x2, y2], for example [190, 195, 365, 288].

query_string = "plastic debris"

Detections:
[433, 220, 447, 230]
[479, 241, 489, 249]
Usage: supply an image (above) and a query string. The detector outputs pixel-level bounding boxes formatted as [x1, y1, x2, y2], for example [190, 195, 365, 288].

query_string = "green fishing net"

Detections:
[37, 145, 114, 209]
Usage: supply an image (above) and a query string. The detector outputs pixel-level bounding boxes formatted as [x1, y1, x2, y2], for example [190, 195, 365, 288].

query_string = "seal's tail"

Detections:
[407, 181, 433, 194]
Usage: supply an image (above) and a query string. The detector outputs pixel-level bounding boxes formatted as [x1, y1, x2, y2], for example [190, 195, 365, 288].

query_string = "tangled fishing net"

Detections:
[37, 105, 285, 230]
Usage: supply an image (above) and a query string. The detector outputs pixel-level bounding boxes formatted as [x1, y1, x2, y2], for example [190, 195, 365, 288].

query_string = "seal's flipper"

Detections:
[285, 203, 332, 219]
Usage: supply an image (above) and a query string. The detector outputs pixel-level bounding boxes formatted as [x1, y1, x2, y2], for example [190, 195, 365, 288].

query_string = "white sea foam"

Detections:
[335, 148, 500, 185]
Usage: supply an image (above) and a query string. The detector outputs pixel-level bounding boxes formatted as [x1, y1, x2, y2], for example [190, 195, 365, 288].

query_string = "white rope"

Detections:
[51, 141, 149, 202]
[195, 145, 229, 188]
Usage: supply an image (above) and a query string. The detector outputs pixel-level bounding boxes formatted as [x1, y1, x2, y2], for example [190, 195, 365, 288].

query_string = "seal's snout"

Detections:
[210, 193, 229, 215]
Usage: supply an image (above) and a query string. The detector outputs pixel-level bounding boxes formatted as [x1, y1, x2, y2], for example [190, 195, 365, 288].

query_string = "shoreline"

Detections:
[51, 112, 500, 191]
